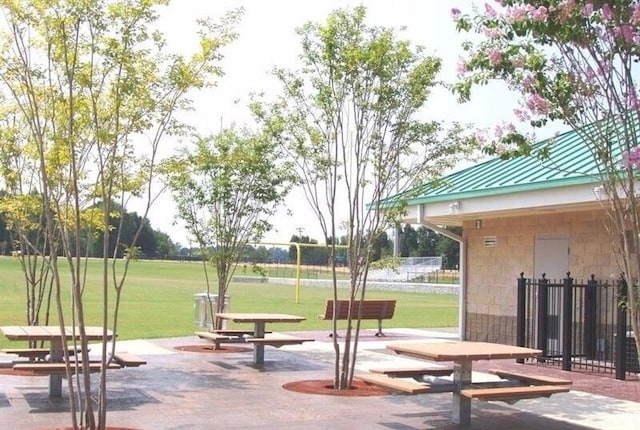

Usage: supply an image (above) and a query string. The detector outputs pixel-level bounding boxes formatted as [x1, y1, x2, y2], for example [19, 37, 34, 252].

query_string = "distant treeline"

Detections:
[0, 203, 460, 268]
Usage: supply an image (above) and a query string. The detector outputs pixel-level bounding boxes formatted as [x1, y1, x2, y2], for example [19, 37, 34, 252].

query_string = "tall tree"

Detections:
[254, 6, 475, 389]
[400, 224, 418, 257]
[452, 0, 639, 365]
[369, 230, 393, 261]
[167, 127, 294, 333]
[415, 226, 437, 257]
[0, 1, 241, 428]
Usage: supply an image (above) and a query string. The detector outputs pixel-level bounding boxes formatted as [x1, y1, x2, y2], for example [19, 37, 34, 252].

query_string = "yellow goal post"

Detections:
[256, 241, 349, 303]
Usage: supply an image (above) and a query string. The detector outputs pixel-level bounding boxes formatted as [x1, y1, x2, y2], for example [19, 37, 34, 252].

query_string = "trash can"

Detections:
[193, 293, 230, 329]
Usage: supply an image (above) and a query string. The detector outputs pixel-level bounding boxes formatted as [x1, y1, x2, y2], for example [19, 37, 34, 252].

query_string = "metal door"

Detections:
[534, 235, 570, 355]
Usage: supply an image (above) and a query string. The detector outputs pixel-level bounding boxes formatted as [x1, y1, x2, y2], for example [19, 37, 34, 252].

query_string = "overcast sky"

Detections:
[144, 0, 561, 247]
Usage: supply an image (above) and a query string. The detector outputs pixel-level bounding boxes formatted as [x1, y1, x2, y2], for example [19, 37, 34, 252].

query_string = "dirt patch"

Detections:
[283, 379, 390, 397]
[174, 344, 251, 354]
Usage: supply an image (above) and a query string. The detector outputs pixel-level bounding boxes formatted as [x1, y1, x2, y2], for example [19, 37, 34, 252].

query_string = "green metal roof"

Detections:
[400, 118, 635, 206]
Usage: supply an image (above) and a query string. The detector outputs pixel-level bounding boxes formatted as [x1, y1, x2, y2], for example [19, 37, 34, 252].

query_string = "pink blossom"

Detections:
[512, 57, 525, 68]
[601, 3, 613, 21]
[514, 108, 530, 121]
[484, 3, 497, 18]
[525, 93, 551, 115]
[451, 7, 461, 18]
[530, 6, 548, 22]
[456, 59, 468, 75]
[562, 0, 577, 13]
[622, 146, 640, 169]
[558, 0, 577, 22]
[507, 5, 529, 22]
[521, 74, 536, 89]
[488, 49, 502, 65]
[614, 25, 635, 44]
[627, 90, 640, 110]
[483, 27, 503, 39]
[504, 122, 517, 134]
[632, 4, 640, 25]
[581, 3, 594, 17]
[474, 131, 487, 146]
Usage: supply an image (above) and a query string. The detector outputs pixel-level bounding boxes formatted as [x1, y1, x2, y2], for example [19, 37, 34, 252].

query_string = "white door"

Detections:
[534, 236, 570, 354]
[534, 236, 570, 280]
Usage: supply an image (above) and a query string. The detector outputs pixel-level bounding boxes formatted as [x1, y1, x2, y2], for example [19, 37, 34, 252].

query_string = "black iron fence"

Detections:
[516, 273, 638, 380]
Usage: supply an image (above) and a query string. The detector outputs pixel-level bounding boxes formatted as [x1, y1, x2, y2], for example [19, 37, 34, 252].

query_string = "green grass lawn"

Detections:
[0, 256, 458, 348]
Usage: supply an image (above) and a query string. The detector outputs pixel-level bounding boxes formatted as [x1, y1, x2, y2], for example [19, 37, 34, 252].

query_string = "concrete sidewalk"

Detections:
[0, 329, 638, 429]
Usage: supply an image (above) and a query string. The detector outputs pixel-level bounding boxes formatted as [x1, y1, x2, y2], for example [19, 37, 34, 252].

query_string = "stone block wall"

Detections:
[462, 209, 617, 343]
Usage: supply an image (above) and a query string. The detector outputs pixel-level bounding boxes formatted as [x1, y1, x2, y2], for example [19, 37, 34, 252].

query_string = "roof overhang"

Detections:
[401, 182, 604, 227]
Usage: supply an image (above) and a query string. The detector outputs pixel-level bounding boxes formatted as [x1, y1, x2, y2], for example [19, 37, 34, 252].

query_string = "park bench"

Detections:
[356, 372, 432, 394]
[319, 299, 396, 336]
[245, 333, 314, 348]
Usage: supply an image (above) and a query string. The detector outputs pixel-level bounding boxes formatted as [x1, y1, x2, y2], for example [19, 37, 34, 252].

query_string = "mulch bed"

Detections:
[173, 344, 252, 354]
[283, 379, 390, 397]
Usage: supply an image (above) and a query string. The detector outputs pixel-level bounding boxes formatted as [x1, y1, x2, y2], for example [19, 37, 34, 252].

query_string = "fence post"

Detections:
[536, 274, 549, 360]
[562, 273, 573, 372]
[517, 273, 526, 363]
[615, 277, 628, 380]
[583, 275, 597, 359]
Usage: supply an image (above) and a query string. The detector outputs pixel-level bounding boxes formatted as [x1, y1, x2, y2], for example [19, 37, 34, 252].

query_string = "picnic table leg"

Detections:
[253, 322, 266, 366]
[48, 339, 64, 397]
[451, 359, 472, 426]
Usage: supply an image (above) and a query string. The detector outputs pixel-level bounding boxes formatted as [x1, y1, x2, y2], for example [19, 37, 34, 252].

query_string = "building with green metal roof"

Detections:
[398, 125, 607, 229]
[391, 122, 629, 347]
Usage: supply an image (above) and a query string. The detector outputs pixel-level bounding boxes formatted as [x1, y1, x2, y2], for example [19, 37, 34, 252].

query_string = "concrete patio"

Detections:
[1, 328, 638, 429]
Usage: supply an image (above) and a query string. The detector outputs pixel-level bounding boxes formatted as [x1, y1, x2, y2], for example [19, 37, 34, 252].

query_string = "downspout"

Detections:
[423, 221, 465, 341]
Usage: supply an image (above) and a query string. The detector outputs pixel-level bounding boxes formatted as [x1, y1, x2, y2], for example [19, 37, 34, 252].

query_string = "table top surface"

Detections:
[0, 325, 113, 341]
[387, 341, 542, 362]
[215, 312, 306, 323]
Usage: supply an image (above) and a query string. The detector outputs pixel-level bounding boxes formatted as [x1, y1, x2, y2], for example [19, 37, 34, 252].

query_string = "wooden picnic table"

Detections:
[387, 341, 542, 426]
[0, 325, 114, 397]
[215, 313, 305, 366]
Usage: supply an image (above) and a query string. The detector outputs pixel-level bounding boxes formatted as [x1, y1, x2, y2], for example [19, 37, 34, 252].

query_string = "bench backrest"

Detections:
[323, 299, 396, 320]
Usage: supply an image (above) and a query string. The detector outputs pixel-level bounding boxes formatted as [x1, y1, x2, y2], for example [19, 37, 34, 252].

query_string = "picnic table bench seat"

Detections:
[209, 329, 271, 336]
[1, 347, 50, 359]
[461, 384, 570, 404]
[1, 346, 87, 359]
[245, 333, 314, 348]
[356, 372, 432, 394]
[111, 352, 146, 367]
[369, 366, 454, 380]
[488, 369, 572, 386]
[319, 299, 396, 336]
[12, 362, 123, 374]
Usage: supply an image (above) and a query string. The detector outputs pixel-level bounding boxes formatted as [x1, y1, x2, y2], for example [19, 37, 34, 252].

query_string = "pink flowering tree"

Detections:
[452, 0, 639, 367]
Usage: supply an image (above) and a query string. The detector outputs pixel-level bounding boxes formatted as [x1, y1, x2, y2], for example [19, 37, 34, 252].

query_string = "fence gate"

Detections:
[516, 273, 637, 380]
